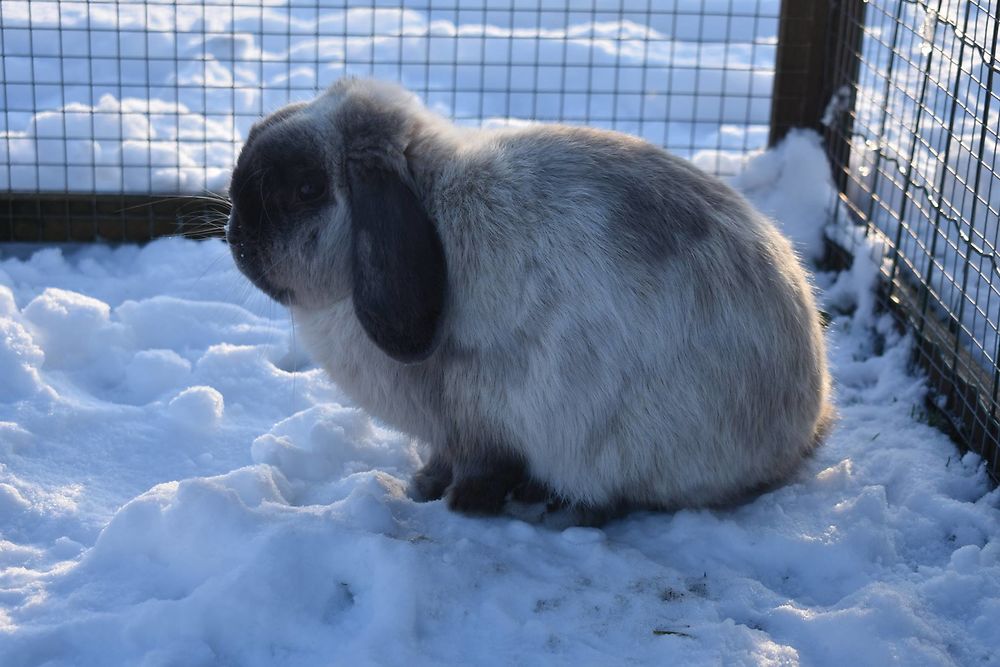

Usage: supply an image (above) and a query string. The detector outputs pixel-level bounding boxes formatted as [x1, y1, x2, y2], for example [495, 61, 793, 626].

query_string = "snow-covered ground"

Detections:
[0, 131, 997, 666]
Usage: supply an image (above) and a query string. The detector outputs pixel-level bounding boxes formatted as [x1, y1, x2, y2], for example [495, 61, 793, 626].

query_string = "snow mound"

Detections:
[168, 386, 225, 430]
[0, 317, 50, 403]
[251, 405, 418, 484]
[22, 288, 133, 386]
[0, 286, 17, 317]
[123, 349, 192, 404]
[734, 129, 837, 261]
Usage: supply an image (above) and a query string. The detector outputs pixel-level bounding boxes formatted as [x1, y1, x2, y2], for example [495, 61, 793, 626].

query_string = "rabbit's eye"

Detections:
[296, 170, 327, 203]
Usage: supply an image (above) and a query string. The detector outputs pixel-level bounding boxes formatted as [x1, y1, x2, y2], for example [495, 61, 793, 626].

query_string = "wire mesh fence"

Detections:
[1, 0, 781, 241]
[824, 0, 1000, 480]
[3, 0, 998, 478]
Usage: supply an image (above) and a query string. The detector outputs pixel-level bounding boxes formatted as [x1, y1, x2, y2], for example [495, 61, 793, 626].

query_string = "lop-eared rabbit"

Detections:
[228, 78, 832, 523]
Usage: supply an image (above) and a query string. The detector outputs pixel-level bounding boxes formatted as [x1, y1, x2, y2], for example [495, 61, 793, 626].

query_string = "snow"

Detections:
[734, 129, 835, 262]
[167, 385, 225, 429]
[0, 133, 998, 666]
[1, 1, 778, 190]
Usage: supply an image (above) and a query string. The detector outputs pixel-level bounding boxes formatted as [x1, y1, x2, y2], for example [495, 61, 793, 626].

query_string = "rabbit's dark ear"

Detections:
[347, 158, 447, 363]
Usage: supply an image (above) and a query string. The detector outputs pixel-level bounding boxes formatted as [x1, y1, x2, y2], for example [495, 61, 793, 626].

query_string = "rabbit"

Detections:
[226, 77, 833, 522]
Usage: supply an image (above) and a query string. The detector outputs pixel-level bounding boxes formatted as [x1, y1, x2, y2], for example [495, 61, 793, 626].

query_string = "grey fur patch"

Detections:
[596, 145, 716, 263]
[508, 127, 719, 265]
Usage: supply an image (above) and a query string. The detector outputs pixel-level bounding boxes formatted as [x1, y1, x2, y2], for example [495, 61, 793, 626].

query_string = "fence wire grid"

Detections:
[824, 0, 1000, 480]
[0, 0, 780, 241]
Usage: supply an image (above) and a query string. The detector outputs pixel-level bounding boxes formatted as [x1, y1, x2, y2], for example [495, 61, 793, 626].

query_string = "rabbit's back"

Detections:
[409, 124, 831, 507]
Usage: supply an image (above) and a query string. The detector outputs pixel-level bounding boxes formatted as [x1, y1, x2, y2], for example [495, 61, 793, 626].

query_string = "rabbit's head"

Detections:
[227, 79, 447, 362]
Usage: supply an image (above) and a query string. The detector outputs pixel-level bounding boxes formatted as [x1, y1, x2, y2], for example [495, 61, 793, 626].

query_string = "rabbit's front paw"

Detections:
[446, 456, 526, 515]
[447, 475, 514, 515]
[411, 457, 453, 502]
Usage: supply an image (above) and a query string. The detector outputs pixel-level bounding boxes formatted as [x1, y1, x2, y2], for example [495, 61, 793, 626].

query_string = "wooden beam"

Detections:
[1, 193, 227, 243]
[769, 0, 865, 151]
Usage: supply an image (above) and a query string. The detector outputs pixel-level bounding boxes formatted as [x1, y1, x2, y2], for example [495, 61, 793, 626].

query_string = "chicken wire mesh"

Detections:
[0, 0, 780, 241]
[824, 0, 1000, 480]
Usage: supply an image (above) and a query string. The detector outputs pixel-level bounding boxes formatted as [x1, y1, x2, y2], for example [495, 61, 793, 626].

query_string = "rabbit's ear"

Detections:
[347, 157, 447, 363]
